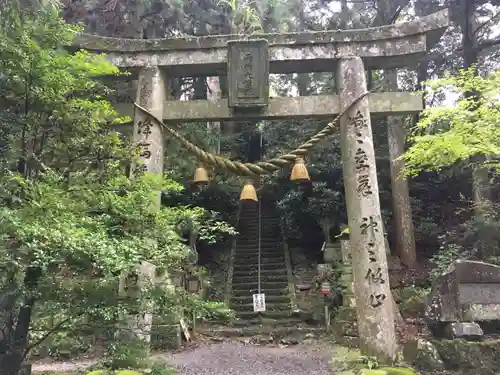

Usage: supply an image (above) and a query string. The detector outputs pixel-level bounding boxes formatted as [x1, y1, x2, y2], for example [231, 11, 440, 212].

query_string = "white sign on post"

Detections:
[252, 293, 266, 312]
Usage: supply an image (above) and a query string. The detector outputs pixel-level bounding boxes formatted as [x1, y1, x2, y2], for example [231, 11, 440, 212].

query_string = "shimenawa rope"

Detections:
[133, 91, 369, 177]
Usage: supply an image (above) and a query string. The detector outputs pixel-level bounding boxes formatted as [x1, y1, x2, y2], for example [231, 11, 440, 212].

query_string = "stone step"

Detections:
[234, 251, 282, 256]
[236, 243, 282, 248]
[233, 269, 288, 277]
[234, 251, 284, 257]
[235, 242, 281, 247]
[232, 287, 288, 297]
[196, 325, 321, 338]
[231, 295, 289, 304]
[233, 262, 286, 271]
[234, 257, 285, 265]
[231, 302, 290, 312]
[231, 274, 288, 284]
[235, 310, 293, 319]
[232, 280, 288, 290]
[229, 317, 309, 327]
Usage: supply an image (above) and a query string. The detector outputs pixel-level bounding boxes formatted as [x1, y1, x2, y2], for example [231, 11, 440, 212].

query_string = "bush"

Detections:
[102, 338, 152, 370]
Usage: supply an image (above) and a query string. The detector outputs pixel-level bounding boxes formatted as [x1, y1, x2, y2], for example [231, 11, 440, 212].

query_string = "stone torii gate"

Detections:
[74, 10, 448, 362]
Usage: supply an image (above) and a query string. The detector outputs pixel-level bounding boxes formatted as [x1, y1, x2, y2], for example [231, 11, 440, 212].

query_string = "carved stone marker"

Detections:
[337, 56, 396, 362]
[227, 39, 269, 109]
[123, 66, 166, 343]
[426, 260, 500, 336]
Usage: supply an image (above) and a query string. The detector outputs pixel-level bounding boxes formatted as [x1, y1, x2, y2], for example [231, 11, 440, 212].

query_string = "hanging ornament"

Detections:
[193, 165, 209, 186]
[290, 157, 310, 182]
[239, 181, 258, 201]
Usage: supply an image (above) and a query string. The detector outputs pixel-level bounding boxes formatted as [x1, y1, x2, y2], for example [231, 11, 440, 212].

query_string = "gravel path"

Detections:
[162, 342, 333, 375]
[33, 342, 334, 375]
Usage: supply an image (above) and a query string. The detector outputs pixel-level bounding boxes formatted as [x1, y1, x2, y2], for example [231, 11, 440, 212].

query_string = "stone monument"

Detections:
[74, 10, 449, 361]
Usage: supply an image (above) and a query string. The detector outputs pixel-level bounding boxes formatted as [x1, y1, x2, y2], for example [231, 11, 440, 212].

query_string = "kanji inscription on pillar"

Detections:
[227, 39, 269, 109]
[337, 56, 396, 361]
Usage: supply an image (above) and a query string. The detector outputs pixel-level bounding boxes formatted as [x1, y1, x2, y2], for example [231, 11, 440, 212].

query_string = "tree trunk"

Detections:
[0, 267, 40, 375]
[459, 0, 493, 256]
[385, 70, 417, 269]
[206, 76, 222, 154]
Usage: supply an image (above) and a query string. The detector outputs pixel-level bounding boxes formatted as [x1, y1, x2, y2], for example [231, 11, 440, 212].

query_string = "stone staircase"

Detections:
[230, 201, 292, 325]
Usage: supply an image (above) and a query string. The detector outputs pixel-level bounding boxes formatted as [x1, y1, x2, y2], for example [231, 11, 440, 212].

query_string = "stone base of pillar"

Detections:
[151, 323, 182, 350]
[333, 305, 359, 348]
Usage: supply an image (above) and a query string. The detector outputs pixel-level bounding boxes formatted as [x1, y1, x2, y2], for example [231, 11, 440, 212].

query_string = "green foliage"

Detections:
[217, 0, 264, 34]
[429, 243, 461, 280]
[103, 338, 152, 369]
[188, 298, 235, 324]
[405, 68, 500, 175]
[0, 8, 235, 369]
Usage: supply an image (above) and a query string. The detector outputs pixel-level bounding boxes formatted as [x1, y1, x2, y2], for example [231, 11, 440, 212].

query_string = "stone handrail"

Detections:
[224, 204, 241, 304]
[281, 217, 298, 312]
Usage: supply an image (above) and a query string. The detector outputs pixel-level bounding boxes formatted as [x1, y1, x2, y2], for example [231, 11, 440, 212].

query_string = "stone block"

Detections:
[336, 335, 359, 348]
[443, 322, 483, 340]
[335, 320, 359, 336]
[377, 367, 417, 375]
[426, 260, 500, 323]
[431, 338, 500, 375]
[358, 370, 387, 375]
[337, 306, 357, 321]
[403, 338, 445, 372]
[227, 39, 269, 109]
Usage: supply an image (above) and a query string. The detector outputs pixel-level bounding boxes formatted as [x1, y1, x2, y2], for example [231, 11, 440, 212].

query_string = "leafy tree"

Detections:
[405, 68, 500, 174]
[0, 7, 234, 374]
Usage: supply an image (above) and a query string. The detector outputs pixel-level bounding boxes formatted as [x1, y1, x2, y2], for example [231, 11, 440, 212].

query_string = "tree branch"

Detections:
[24, 316, 73, 356]
[476, 37, 500, 52]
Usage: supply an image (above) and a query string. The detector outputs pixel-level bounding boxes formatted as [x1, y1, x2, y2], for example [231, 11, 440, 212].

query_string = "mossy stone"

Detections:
[86, 371, 107, 375]
[115, 371, 143, 375]
[357, 370, 387, 375]
[403, 338, 444, 372]
[399, 287, 427, 318]
[431, 338, 500, 375]
[378, 367, 417, 375]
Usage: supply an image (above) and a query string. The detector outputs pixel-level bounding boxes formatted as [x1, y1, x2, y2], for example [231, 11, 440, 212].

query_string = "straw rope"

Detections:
[133, 91, 369, 177]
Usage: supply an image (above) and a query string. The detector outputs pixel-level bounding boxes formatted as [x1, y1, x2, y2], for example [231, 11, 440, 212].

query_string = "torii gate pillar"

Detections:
[337, 56, 397, 362]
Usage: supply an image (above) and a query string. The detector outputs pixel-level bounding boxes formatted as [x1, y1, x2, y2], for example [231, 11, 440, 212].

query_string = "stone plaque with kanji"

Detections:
[227, 39, 269, 109]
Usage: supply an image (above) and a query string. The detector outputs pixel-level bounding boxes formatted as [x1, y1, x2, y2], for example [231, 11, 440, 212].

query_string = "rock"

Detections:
[377, 368, 417, 375]
[19, 364, 32, 375]
[426, 260, 500, 327]
[431, 338, 500, 375]
[403, 338, 445, 372]
[357, 370, 387, 375]
[444, 322, 483, 340]
[280, 337, 299, 345]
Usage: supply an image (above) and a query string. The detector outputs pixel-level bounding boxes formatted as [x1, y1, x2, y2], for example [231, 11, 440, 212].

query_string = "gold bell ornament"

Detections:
[290, 157, 310, 182]
[239, 181, 258, 201]
[193, 165, 209, 186]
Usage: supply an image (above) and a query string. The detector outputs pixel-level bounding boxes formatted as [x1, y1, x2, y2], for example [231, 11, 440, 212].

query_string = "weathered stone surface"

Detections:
[133, 66, 165, 176]
[340, 238, 356, 308]
[431, 338, 500, 375]
[403, 338, 445, 372]
[443, 322, 483, 340]
[337, 56, 396, 362]
[113, 92, 423, 123]
[425, 260, 500, 324]
[73, 11, 448, 74]
[227, 39, 269, 108]
[75, 10, 448, 52]
[122, 66, 166, 344]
